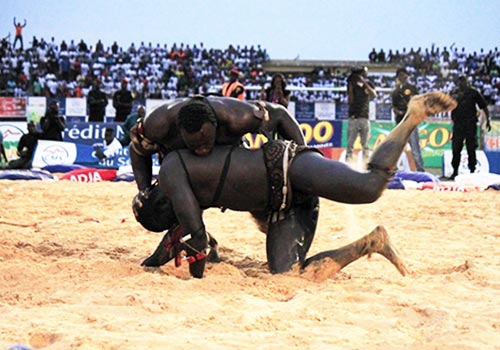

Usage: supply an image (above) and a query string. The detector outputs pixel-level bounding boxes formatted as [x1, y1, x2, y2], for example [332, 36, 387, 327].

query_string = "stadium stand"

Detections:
[0, 36, 499, 105]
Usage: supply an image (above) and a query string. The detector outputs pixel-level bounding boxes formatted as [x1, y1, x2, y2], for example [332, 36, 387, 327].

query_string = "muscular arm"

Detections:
[262, 102, 305, 145]
[129, 101, 183, 190]
[159, 155, 208, 278]
[160, 158, 205, 236]
[129, 143, 154, 191]
[218, 98, 305, 145]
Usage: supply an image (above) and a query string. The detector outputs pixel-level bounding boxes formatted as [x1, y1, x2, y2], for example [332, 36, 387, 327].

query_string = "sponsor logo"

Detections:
[40, 145, 70, 165]
[0, 124, 24, 141]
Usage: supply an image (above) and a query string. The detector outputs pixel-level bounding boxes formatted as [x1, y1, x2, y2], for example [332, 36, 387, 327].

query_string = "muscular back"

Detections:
[161, 146, 269, 212]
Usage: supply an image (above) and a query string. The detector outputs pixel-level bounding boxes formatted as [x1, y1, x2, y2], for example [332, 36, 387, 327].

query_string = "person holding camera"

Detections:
[40, 100, 66, 141]
[345, 66, 377, 163]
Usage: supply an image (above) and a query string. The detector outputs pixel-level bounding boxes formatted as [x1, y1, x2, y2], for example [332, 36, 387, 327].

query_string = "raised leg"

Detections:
[289, 92, 457, 204]
[302, 225, 408, 279]
[368, 91, 457, 174]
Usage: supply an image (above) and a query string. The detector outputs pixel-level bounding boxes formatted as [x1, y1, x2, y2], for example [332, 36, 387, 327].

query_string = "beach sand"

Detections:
[0, 180, 498, 350]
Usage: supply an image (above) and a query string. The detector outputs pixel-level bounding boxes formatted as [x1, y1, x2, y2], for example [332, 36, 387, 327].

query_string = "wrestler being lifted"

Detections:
[136, 92, 456, 279]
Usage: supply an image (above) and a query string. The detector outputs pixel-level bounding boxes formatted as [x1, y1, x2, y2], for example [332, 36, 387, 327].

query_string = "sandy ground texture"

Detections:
[0, 180, 499, 350]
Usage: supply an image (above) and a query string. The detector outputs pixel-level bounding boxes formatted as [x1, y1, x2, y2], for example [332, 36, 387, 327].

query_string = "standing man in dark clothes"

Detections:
[113, 78, 134, 122]
[345, 66, 377, 163]
[87, 80, 108, 122]
[449, 75, 491, 179]
[391, 67, 425, 172]
[40, 100, 66, 141]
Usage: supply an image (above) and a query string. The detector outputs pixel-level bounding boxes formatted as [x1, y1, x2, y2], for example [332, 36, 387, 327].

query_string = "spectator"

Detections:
[112, 78, 134, 122]
[449, 75, 491, 179]
[260, 73, 290, 108]
[391, 68, 425, 172]
[87, 80, 108, 122]
[345, 66, 377, 163]
[93, 128, 123, 160]
[119, 105, 145, 146]
[40, 100, 66, 141]
[221, 68, 245, 100]
[3, 121, 39, 170]
[12, 17, 27, 51]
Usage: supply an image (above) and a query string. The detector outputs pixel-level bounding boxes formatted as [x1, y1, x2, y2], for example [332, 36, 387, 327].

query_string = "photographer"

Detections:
[345, 66, 377, 163]
[40, 100, 66, 141]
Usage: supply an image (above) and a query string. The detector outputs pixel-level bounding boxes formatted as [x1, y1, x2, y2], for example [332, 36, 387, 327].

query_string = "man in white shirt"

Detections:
[94, 128, 122, 160]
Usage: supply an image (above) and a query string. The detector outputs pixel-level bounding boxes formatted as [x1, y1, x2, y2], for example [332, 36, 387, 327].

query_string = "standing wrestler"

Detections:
[129, 95, 306, 191]
[136, 92, 456, 279]
[449, 75, 491, 179]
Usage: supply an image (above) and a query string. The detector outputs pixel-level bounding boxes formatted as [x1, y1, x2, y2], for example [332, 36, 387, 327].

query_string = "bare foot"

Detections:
[407, 91, 457, 124]
[367, 226, 408, 276]
[301, 258, 342, 282]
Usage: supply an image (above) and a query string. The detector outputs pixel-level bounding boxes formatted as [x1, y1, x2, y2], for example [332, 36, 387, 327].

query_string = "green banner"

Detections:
[341, 121, 454, 167]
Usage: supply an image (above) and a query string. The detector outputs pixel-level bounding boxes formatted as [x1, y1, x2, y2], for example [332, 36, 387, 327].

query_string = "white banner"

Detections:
[66, 97, 87, 117]
[26, 97, 46, 122]
[315, 102, 335, 120]
[32, 140, 78, 168]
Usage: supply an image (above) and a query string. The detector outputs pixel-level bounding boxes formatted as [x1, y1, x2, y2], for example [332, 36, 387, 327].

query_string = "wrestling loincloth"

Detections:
[262, 140, 322, 213]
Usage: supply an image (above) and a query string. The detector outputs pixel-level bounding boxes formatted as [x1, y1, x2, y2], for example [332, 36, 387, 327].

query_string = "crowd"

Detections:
[1, 34, 500, 106]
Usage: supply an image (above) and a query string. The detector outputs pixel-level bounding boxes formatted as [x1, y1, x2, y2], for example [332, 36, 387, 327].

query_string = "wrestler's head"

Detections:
[132, 183, 177, 232]
[178, 99, 217, 156]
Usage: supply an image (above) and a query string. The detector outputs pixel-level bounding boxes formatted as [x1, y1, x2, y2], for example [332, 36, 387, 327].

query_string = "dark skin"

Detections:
[130, 96, 305, 191]
[147, 92, 457, 278]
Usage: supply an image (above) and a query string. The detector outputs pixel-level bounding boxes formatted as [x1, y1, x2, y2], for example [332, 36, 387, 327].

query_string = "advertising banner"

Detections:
[66, 97, 87, 117]
[315, 102, 335, 120]
[345, 121, 455, 168]
[244, 120, 342, 149]
[0, 97, 27, 119]
[483, 120, 500, 152]
[26, 96, 47, 123]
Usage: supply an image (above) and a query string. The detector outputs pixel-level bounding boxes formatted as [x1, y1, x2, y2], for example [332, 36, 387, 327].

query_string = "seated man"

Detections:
[130, 95, 305, 191]
[135, 92, 457, 279]
[94, 128, 122, 160]
[4, 121, 39, 170]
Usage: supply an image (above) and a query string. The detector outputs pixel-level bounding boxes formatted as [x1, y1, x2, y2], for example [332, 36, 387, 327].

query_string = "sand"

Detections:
[0, 180, 498, 350]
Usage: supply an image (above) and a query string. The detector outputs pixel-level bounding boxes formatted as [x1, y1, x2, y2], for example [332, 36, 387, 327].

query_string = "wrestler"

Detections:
[136, 92, 456, 278]
[129, 95, 305, 191]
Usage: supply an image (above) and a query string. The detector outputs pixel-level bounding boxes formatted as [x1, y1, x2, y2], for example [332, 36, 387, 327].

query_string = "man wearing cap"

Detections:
[113, 78, 134, 122]
[221, 68, 245, 100]
[449, 75, 491, 179]
[345, 66, 377, 163]
[391, 67, 425, 172]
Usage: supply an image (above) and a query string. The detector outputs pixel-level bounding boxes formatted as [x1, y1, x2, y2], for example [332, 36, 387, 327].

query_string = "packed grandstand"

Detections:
[1, 36, 499, 105]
